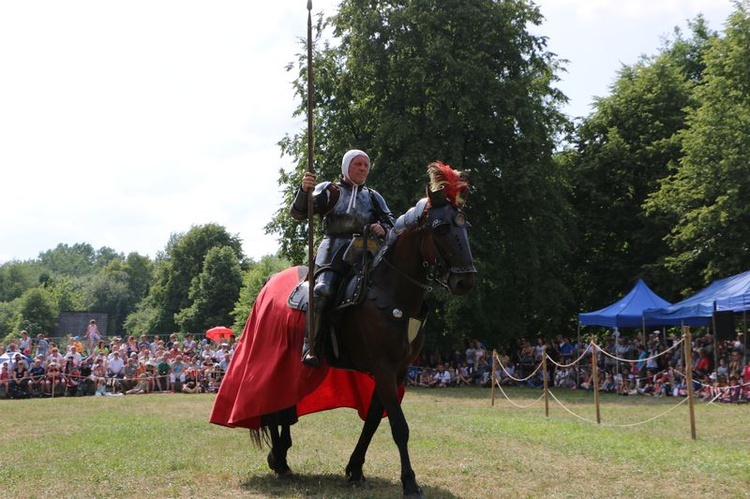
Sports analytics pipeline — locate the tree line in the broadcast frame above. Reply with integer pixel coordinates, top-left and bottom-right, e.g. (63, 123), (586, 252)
(3, 1), (750, 351)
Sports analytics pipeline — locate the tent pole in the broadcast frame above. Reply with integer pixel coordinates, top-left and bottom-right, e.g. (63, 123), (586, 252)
(577, 322), (581, 388)
(712, 301), (719, 381)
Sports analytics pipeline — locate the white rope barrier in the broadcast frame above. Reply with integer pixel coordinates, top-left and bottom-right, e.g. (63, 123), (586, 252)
(494, 381), (545, 409)
(546, 388), (690, 427)
(593, 337), (684, 364)
(491, 336), (748, 432)
(545, 343), (594, 369)
(495, 356), (544, 383)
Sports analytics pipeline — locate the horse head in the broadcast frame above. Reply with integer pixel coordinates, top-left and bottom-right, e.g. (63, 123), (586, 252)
(423, 162), (476, 295)
(383, 162), (476, 296)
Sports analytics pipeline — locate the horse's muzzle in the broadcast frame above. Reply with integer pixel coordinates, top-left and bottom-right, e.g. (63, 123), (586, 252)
(448, 271), (475, 295)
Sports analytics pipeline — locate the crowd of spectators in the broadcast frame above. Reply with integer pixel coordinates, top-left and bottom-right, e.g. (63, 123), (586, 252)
(0, 328), (234, 399)
(406, 332), (750, 403)
(3, 327), (748, 403)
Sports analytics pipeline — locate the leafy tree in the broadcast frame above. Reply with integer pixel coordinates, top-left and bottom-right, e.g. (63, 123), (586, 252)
(123, 252), (154, 302)
(0, 260), (43, 302)
(82, 263), (132, 335)
(566, 18), (716, 309)
(175, 246), (243, 335)
(646, 3), (750, 288)
(46, 276), (85, 313)
(0, 299), (21, 340)
(139, 224), (244, 335)
(16, 287), (58, 335)
(268, 0), (571, 345)
(231, 255), (290, 332)
(37, 243), (97, 276)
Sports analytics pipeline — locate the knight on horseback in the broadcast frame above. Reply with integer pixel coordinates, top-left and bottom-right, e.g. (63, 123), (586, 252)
(290, 149), (395, 367)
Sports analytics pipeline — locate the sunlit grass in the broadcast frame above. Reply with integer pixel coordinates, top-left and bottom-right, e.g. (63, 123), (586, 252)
(1, 387), (747, 498)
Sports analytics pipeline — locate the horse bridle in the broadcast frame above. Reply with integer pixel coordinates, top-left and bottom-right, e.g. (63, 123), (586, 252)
(380, 202), (472, 293)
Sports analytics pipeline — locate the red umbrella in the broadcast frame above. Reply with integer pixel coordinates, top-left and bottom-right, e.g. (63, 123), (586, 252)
(205, 326), (234, 342)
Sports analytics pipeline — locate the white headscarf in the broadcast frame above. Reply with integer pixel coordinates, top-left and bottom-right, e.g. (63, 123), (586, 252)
(340, 149), (369, 212)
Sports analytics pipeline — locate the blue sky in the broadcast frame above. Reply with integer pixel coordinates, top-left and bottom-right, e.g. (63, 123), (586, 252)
(0, 0), (736, 263)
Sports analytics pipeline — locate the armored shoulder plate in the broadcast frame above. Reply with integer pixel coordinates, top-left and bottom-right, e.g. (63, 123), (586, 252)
(394, 197), (428, 233)
(313, 181), (332, 196)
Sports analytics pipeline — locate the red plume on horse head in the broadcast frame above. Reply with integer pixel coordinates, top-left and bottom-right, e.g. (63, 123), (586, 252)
(427, 161), (469, 208)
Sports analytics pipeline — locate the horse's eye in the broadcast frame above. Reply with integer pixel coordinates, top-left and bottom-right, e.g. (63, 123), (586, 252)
(431, 220), (450, 235)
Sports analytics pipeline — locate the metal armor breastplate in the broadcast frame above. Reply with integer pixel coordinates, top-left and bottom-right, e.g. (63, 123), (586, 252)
(323, 185), (374, 237)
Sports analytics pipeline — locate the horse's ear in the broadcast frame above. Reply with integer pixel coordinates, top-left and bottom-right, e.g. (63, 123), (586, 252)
(427, 186), (449, 207)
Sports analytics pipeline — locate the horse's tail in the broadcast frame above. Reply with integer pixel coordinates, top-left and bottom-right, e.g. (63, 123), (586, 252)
(248, 427), (271, 448)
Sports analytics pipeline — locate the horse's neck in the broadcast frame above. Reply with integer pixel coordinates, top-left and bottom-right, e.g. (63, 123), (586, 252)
(373, 230), (428, 310)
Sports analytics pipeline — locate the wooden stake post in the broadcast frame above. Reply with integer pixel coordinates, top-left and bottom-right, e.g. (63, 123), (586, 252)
(591, 342), (601, 424)
(684, 326), (697, 440)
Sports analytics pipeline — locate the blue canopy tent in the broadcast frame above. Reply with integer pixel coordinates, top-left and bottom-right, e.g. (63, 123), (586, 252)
(643, 270), (750, 326)
(579, 278), (672, 328)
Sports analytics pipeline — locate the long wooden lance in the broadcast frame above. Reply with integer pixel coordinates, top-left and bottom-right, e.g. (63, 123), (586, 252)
(306, 0), (315, 339)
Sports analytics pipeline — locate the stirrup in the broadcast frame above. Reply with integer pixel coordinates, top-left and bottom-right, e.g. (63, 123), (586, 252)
(301, 337), (321, 368)
(302, 351), (320, 368)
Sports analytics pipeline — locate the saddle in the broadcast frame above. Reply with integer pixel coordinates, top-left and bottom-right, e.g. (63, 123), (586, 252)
(287, 234), (382, 368)
(287, 233), (381, 313)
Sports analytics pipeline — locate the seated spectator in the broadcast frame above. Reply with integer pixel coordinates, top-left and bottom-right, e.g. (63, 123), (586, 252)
(47, 347), (65, 366)
(417, 369), (434, 388)
(182, 334), (197, 357)
(122, 357), (139, 391)
(28, 358), (47, 396)
(45, 363), (65, 397)
(65, 363), (82, 396)
(454, 363), (473, 387)
(181, 368), (200, 393)
(106, 351), (125, 388)
(637, 370), (656, 396)
(90, 359), (107, 386)
(600, 372), (615, 393)
(78, 358), (95, 395)
(9, 356), (30, 398)
(126, 371), (151, 395)
(406, 366), (421, 387)
(156, 355), (172, 392)
(92, 340), (109, 358)
(143, 362), (158, 391)
(433, 364), (452, 387)
(0, 363), (10, 397)
(167, 343), (182, 361)
(171, 355), (187, 392)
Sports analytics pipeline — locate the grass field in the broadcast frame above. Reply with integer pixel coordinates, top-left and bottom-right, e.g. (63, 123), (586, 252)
(1, 387), (747, 498)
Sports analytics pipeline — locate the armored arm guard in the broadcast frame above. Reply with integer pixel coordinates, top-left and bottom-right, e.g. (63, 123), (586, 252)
(290, 188), (309, 221)
(290, 181), (338, 221)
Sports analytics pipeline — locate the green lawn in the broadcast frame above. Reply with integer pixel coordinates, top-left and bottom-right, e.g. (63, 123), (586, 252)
(1, 387), (747, 498)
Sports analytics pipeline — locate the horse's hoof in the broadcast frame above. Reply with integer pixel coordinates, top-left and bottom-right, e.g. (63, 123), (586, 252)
(267, 451), (293, 477)
(347, 476), (367, 488)
(403, 485), (424, 498)
(274, 468), (295, 479)
(345, 464), (366, 486)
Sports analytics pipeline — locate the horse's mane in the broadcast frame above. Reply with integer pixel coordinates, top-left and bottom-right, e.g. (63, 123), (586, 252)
(427, 161), (469, 208)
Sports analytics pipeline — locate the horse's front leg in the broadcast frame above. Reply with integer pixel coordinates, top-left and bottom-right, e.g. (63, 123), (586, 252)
(346, 388), (385, 485)
(266, 423), (293, 476)
(375, 378), (423, 498)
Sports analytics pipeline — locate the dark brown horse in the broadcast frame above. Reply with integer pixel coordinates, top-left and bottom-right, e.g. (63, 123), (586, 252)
(211, 162), (475, 498)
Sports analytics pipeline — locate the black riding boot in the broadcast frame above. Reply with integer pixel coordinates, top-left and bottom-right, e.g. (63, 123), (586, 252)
(302, 296), (328, 368)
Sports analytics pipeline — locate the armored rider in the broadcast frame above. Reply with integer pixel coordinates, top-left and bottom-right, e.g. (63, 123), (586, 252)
(290, 149), (395, 367)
